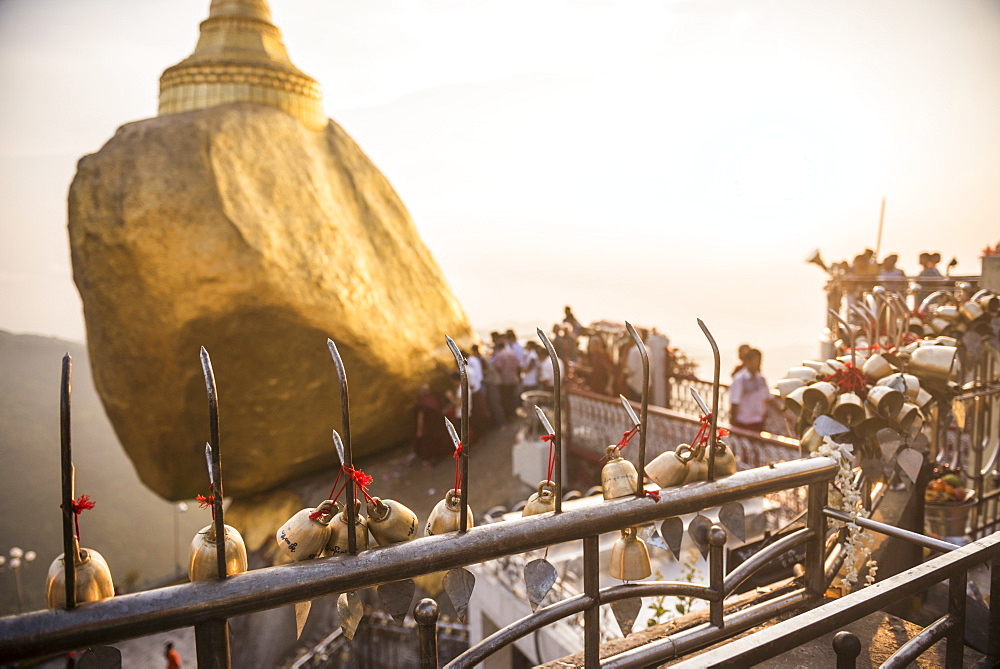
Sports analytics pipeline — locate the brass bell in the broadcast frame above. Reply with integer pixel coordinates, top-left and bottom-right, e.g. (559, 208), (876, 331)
(189, 523), (249, 582)
(45, 545), (114, 609)
(609, 528), (651, 581)
(326, 500), (370, 555)
(712, 439), (738, 477)
(798, 425), (824, 453)
(601, 446), (638, 499)
(424, 489), (474, 536)
(909, 345), (958, 384)
(522, 480), (556, 517)
(832, 392), (865, 427)
(802, 381), (837, 415)
(861, 353), (894, 381)
(367, 497), (419, 545)
(867, 385), (904, 420)
(774, 378), (806, 399)
(646, 444), (693, 488)
(683, 449), (709, 484)
(784, 385), (808, 415)
(275, 500), (334, 562)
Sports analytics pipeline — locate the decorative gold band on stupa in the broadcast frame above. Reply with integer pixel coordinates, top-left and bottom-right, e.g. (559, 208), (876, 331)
(158, 0), (325, 131)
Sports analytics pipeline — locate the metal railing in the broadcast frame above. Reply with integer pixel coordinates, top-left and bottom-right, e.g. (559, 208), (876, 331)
(0, 458), (837, 666)
(667, 529), (1000, 669)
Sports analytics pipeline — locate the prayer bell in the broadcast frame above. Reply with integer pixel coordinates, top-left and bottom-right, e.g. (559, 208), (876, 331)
(832, 392), (865, 427)
(608, 528), (651, 581)
(867, 385), (904, 420)
(45, 546), (114, 609)
(712, 439), (738, 477)
(861, 353), (894, 381)
(645, 444), (694, 488)
(424, 489), (474, 536)
(275, 500), (334, 562)
(683, 449), (709, 484)
(522, 480), (556, 517)
(367, 497), (419, 545)
(774, 378), (806, 399)
(909, 345), (958, 384)
(189, 523), (248, 582)
(326, 500), (370, 555)
(601, 446), (638, 499)
(802, 381), (837, 415)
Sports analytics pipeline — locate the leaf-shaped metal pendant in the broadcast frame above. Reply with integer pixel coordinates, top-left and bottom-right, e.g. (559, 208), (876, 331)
(610, 596), (642, 637)
(860, 457), (884, 482)
(814, 415), (849, 437)
(897, 448), (923, 485)
(378, 579), (416, 625)
(338, 590), (364, 641)
(688, 514), (712, 558)
(295, 600), (311, 639)
(524, 558), (558, 611)
(719, 502), (746, 542)
(77, 646), (122, 668)
(443, 567), (475, 623)
(877, 428), (902, 461)
(640, 522), (668, 552)
(660, 517), (684, 561)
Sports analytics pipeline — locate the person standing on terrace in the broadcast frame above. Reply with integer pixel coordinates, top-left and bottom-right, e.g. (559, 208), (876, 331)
(730, 348), (781, 432)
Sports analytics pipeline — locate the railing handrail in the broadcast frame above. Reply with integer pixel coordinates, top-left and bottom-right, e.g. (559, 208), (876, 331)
(0, 458), (836, 662)
(662, 531), (1000, 669)
(569, 387), (799, 450)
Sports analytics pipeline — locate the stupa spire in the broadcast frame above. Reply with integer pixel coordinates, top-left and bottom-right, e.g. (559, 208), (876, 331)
(158, 0), (325, 130)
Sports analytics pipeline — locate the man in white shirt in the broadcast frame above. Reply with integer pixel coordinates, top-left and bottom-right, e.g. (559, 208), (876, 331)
(729, 348), (780, 432)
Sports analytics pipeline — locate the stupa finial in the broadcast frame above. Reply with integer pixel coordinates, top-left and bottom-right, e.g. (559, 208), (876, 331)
(158, 0), (325, 130)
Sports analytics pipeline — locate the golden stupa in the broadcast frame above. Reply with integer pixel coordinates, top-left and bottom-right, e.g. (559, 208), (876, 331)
(158, 0), (325, 130)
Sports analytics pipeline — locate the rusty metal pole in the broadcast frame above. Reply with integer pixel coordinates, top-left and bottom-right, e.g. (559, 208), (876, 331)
(945, 568), (967, 668)
(697, 319), (720, 482)
(537, 329), (563, 512)
(60, 354), (77, 610)
(415, 598), (440, 669)
(806, 481), (829, 597)
(446, 337), (471, 533)
(708, 525), (726, 628)
(195, 619), (230, 669)
(198, 348), (232, 669)
(327, 339), (357, 554)
(583, 535), (600, 667)
(625, 322), (649, 493)
(988, 550), (1000, 664)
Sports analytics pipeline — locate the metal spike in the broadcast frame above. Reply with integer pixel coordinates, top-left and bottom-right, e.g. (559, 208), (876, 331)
(378, 579), (417, 625)
(696, 319), (721, 482)
(660, 517), (684, 560)
(690, 388), (710, 416)
(719, 502), (746, 542)
(619, 395), (640, 427)
(445, 417), (461, 450)
(537, 328), (563, 513)
(443, 567), (476, 624)
(338, 591), (364, 641)
(524, 558), (558, 612)
(534, 405), (555, 436)
(59, 353), (78, 608)
(624, 322), (649, 492)
(332, 430), (346, 467)
(610, 597), (642, 637)
(204, 443), (214, 486)
(445, 336), (470, 533)
(327, 338), (357, 554)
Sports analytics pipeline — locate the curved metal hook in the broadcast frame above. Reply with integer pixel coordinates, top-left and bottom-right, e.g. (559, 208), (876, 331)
(199, 347), (228, 577)
(59, 353), (78, 608)
(827, 309), (857, 368)
(445, 336), (470, 532)
(697, 319), (721, 481)
(918, 290), (959, 315)
(326, 338), (356, 553)
(537, 328), (563, 513)
(624, 322), (649, 493)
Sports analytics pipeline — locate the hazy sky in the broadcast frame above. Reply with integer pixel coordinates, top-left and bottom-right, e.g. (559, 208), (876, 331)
(1, 0), (998, 382)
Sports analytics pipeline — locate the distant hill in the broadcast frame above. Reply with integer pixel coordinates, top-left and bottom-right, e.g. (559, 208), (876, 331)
(0, 331), (206, 616)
